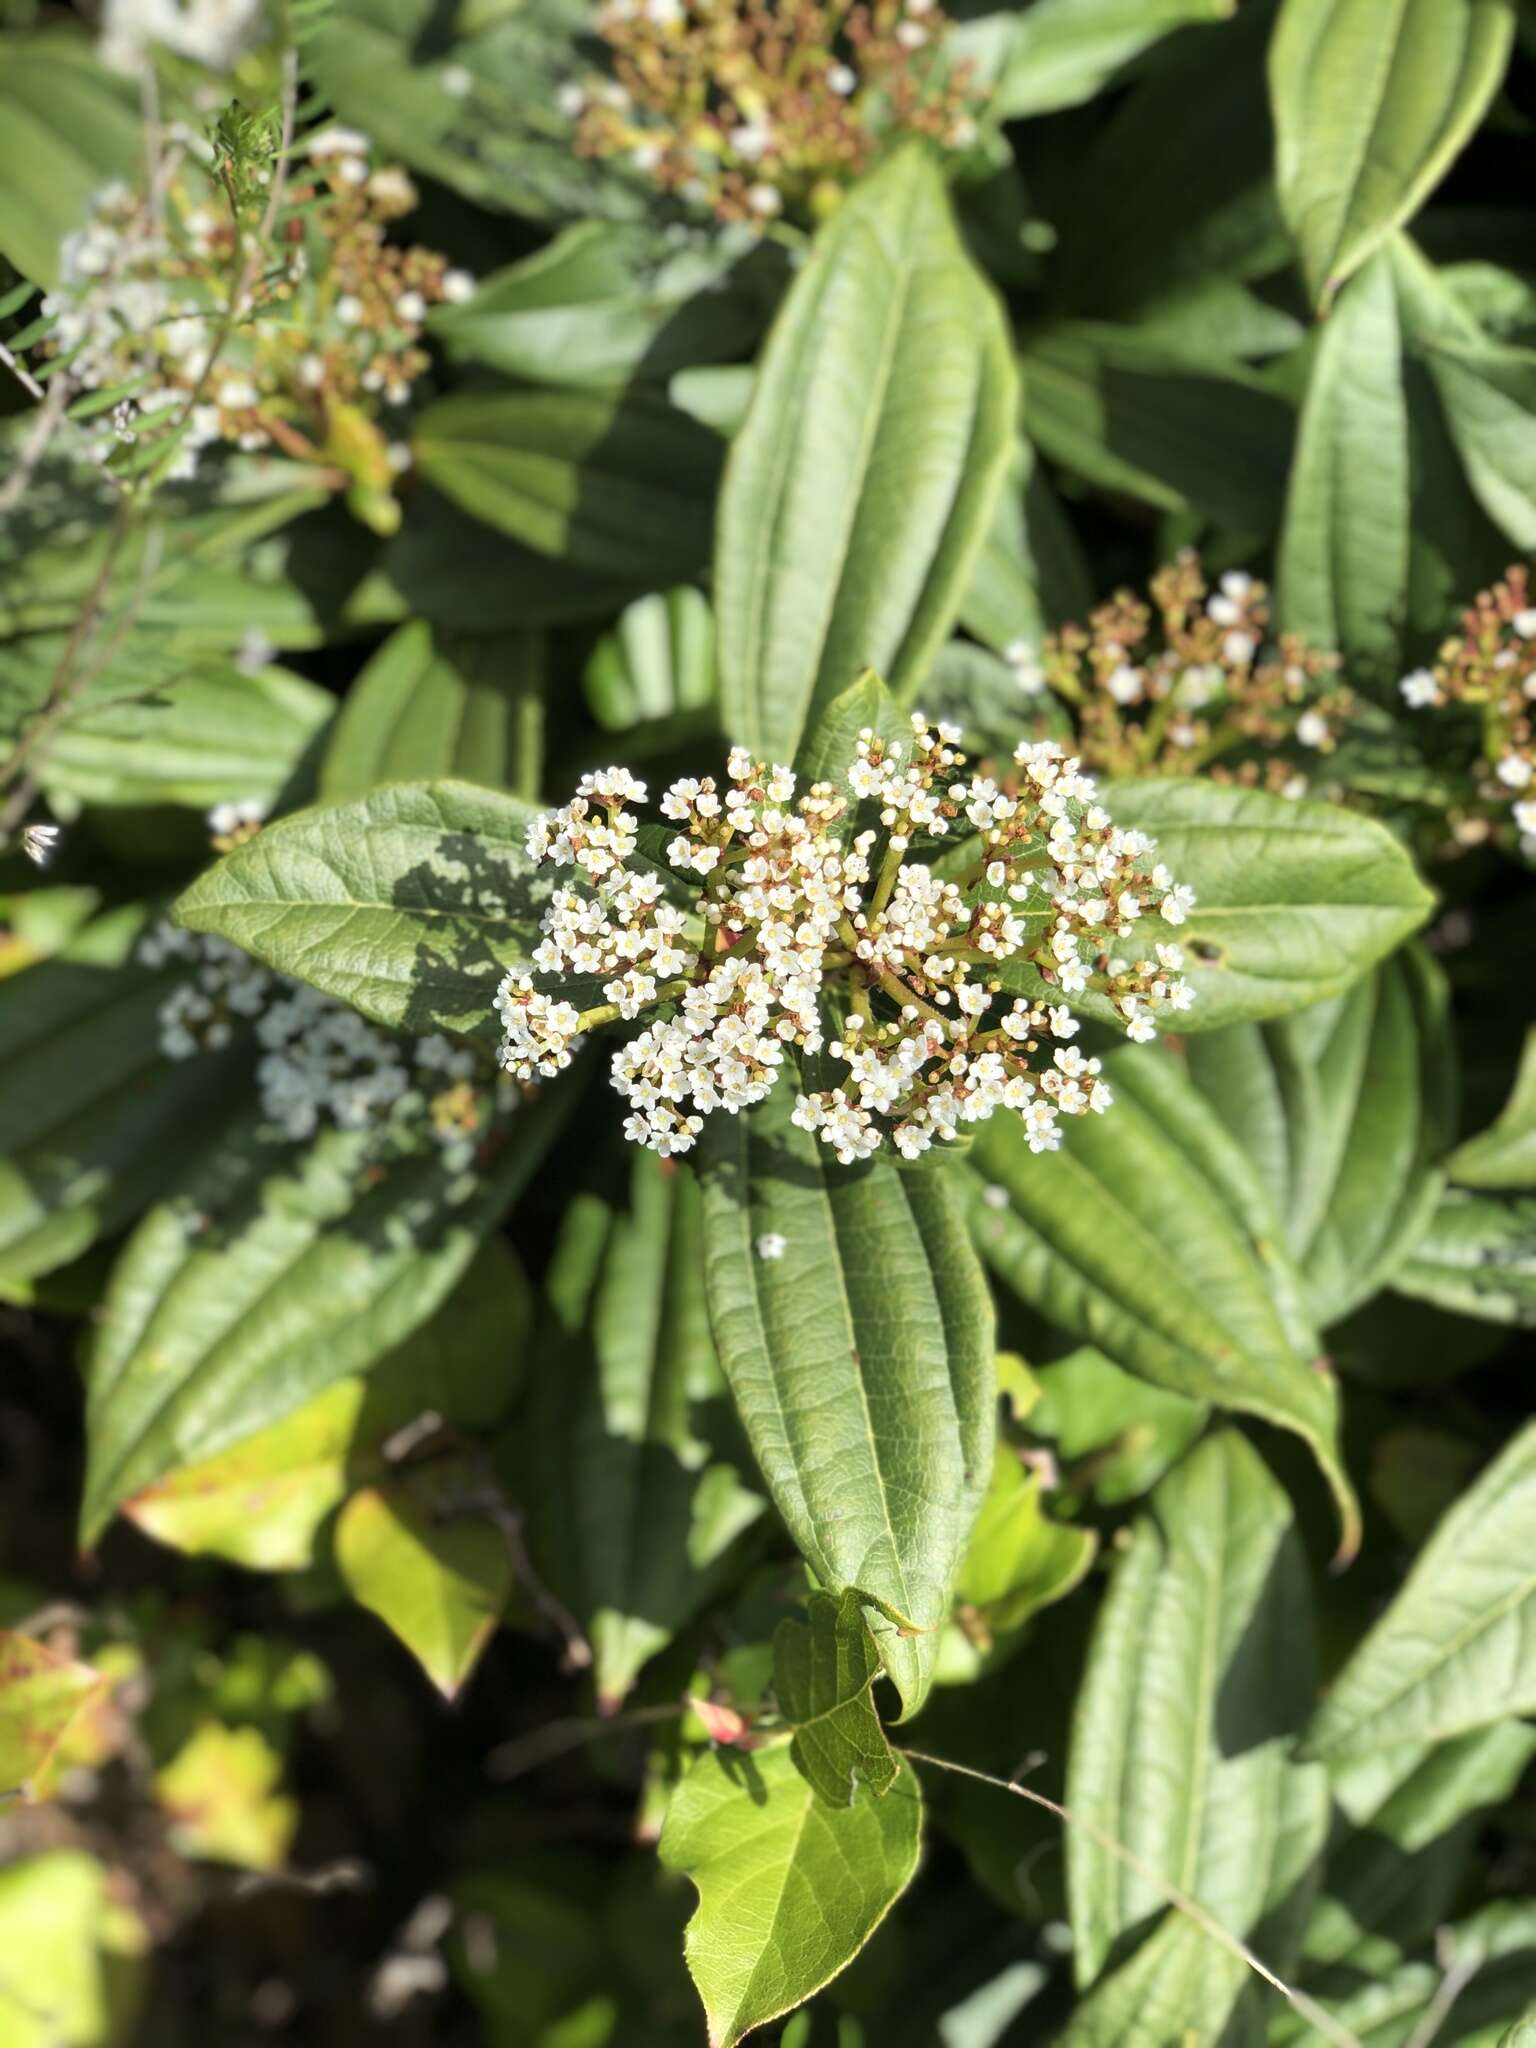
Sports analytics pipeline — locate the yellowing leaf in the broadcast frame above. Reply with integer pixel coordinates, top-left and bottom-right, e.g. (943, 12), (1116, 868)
(335, 1458), (513, 1697)
(0, 1630), (108, 1801)
(153, 1721), (297, 1871)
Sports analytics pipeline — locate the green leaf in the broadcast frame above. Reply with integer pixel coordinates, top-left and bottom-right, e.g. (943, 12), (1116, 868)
(412, 386), (721, 583)
(1304, 1419), (1536, 1759)
(1269, 0), (1515, 307)
(304, 0), (650, 223)
(528, 1155), (764, 1710)
(1277, 249), (1411, 682)
(78, 1087), (569, 1543)
(1394, 1188), (1536, 1325)
(792, 668), (908, 796)
(319, 621), (543, 803)
(583, 586), (717, 735)
(1275, 1900), (1536, 2047)
(154, 1721), (297, 1871)
(1053, 1915), (1252, 2048)
(0, 904), (249, 1286)
(659, 1742), (922, 2048)
(1096, 779), (1436, 1027)
(956, 436), (1092, 659)
(429, 221), (778, 390)
(967, 1042), (1359, 1556)
(716, 146), (1016, 766)
(0, 35), (139, 288)
(120, 1239), (528, 1571)
(698, 1079), (995, 1720)
(1426, 335), (1536, 549)
(0, 1632), (107, 1800)
(173, 780), (549, 1038)
(335, 1457), (514, 1697)
(1067, 1431), (1327, 1996)
(1019, 324), (1294, 531)
(40, 656), (335, 812)
(1297, 1721), (1536, 1981)
(960, 0), (1237, 123)
(937, 1444), (1096, 1683)
(1031, 1346), (1208, 1509)
(1181, 946), (1457, 1324)
(774, 1589), (900, 1806)
(1449, 1028), (1536, 1189)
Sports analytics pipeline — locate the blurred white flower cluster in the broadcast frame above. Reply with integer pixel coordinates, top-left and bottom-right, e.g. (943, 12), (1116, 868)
(139, 921), (496, 1163)
(497, 718), (1195, 1163)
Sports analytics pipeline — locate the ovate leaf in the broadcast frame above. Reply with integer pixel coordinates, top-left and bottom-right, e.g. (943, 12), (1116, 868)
(529, 1154), (765, 1710)
(963, 0), (1237, 122)
(659, 1743), (922, 2048)
(967, 1042), (1358, 1554)
(0, 1851), (148, 2048)
(1067, 1432), (1327, 1997)
(1269, 0), (1515, 306)
(79, 1087), (568, 1541)
(1181, 946), (1457, 1324)
(1427, 336), (1536, 549)
(154, 1722), (297, 1871)
(412, 387), (721, 583)
(173, 780), (548, 1037)
(717, 145), (1016, 766)
(1449, 1028), (1536, 1189)
(1098, 779), (1435, 1026)
(773, 1590), (900, 1806)
(1277, 248), (1411, 683)
(335, 1458), (514, 1697)
(320, 622), (544, 802)
(1304, 1420), (1536, 1758)
(0, 1632), (108, 1800)
(1393, 1189), (1536, 1325)
(698, 1080), (995, 1719)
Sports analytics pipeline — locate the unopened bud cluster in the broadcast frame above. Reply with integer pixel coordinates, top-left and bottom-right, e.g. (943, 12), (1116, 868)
(1006, 553), (1349, 795)
(37, 124), (471, 503)
(1398, 566), (1536, 860)
(139, 921), (503, 1163)
(496, 720), (1195, 1164)
(566, 0), (981, 224)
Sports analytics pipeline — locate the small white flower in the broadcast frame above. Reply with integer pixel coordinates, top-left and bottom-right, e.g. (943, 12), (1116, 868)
(1496, 751), (1533, 790)
(1295, 709), (1329, 748)
(1513, 609), (1536, 639)
(754, 1232), (788, 1261)
(441, 62), (473, 96)
(730, 122), (773, 162)
(745, 183), (783, 219)
(827, 62), (857, 94)
(22, 823), (61, 867)
(1399, 668), (1440, 709)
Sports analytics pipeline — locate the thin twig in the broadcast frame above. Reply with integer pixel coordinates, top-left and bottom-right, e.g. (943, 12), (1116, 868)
(0, 373), (69, 518)
(0, 336), (46, 404)
(485, 1704), (685, 1782)
(1401, 1934), (1481, 2048)
(901, 1749), (1362, 2048)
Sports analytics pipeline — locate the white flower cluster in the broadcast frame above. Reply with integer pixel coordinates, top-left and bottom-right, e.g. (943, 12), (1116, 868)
(139, 922), (487, 1155)
(497, 721), (1196, 1164)
(100, 0), (266, 75)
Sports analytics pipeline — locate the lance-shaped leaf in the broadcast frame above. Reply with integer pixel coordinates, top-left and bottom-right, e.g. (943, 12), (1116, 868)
(1097, 780), (1435, 1026)
(774, 1590), (900, 1806)
(1449, 1027), (1536, 1190)
(412, 386), (721, 583)
(659, 1742), (922, 2048)
(42, 656), (335, 812)
(174, 780), (550, 1038)
(1298, 1721), (1536, 1982)
(717, 145), (1016, 766)
(1067, 1431), (1328, 1996)
(529, 1154), (765, 1710)
(121, 1240), (528, 1571)
(698, 1081), (994, 1720)
(0, 903), (250, 1286)
(79, 1085), (568, 1543)
(1427, 336), (1536, 550)
(335, 1457), (514, 1697)
(1304, 1419), (1536, 1760)
(968, 1043), (1358, 1554)
(1181, 946), (1456, 1325)
(0, 1632), (108, 1800)
(1277, 248), (1411, 682)
(320, 621), (544, 802)
(1269, 0), (1515, 307)
(584, 586), (717, 734)
(1393, 1188), (1536, 1325)
(0, 34), (139, 287)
